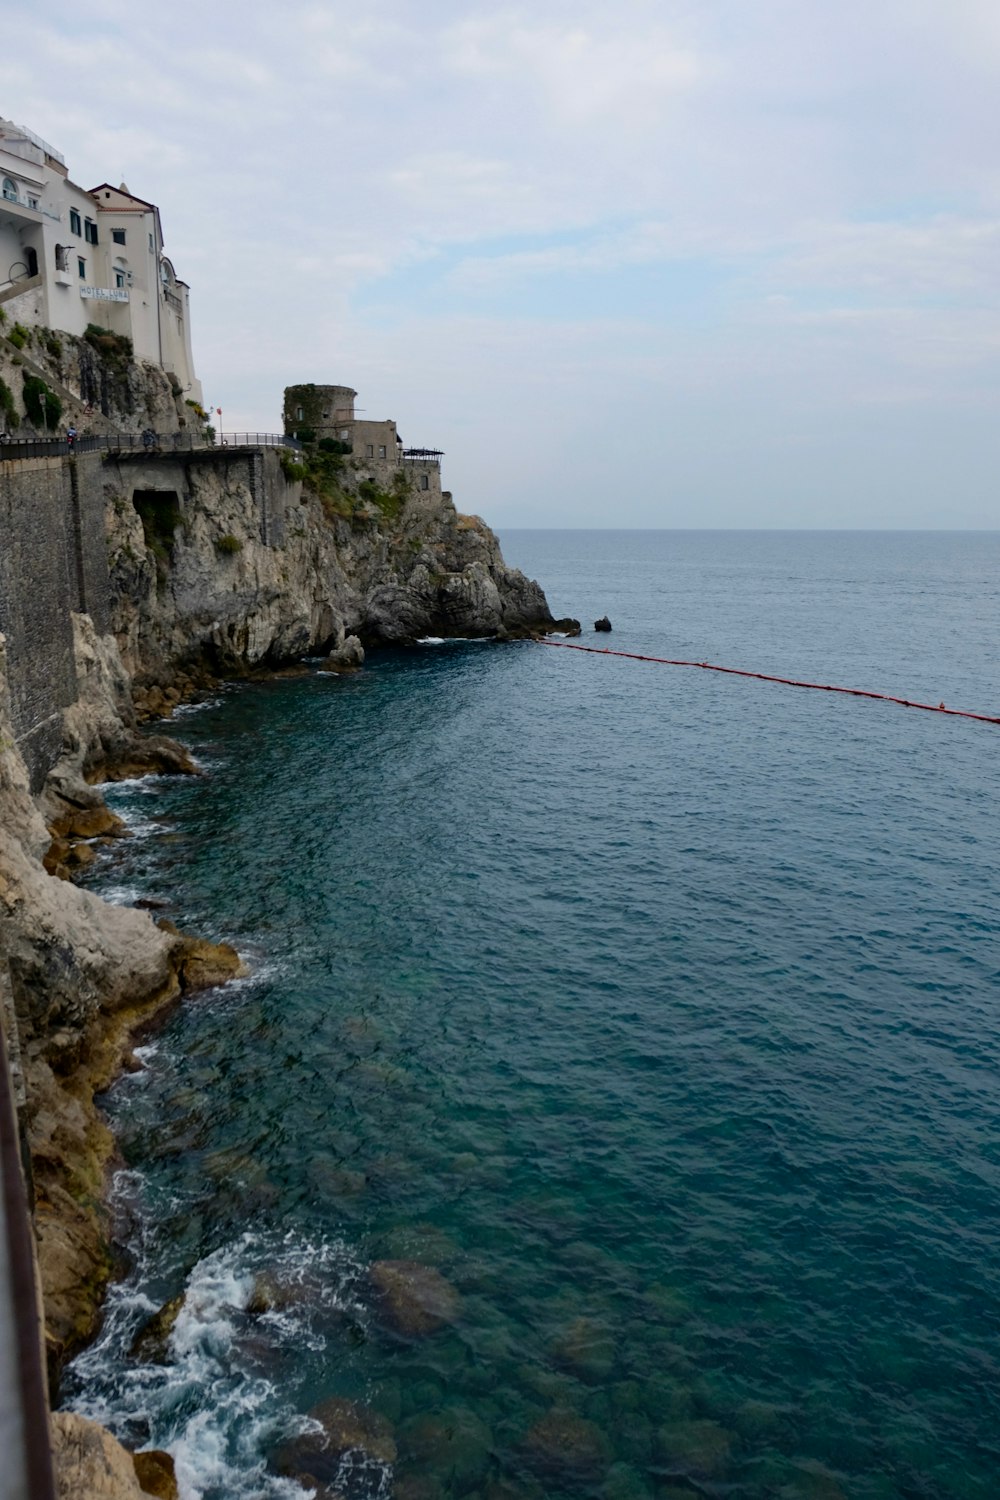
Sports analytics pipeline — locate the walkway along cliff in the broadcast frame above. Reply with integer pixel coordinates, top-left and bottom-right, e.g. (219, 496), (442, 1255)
(0, 346), (576, 1495)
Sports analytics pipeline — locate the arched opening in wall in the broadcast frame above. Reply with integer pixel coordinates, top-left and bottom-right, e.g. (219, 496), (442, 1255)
(25, 246), (38, 277)
(132, 489), (182, 577)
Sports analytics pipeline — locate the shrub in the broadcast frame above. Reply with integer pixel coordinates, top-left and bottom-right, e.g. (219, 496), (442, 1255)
(317, 437), (351, 456)
(279, 451), (308, 483)
(8, 323), (29, 350)
(84, 323), (133, 361)
(22, 374), (62, 429)
(45, 334), (63, 362)
(214, 533), (243, 555)
(358, 477), (404, 521)
(185, 398), (207, 421)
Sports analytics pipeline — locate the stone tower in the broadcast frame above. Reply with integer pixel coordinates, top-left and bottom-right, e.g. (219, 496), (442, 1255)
(282, 384), (357, 440)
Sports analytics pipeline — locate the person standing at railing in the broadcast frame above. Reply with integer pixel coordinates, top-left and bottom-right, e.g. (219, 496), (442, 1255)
(142, 428), (156, 451)
(66, 424), (77, 450)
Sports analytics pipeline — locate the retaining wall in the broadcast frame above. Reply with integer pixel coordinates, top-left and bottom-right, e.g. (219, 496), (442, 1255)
(0, 453), (108, 790)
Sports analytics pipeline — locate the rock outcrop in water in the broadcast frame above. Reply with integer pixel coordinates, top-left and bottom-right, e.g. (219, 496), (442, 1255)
(103, 442), (577, 703)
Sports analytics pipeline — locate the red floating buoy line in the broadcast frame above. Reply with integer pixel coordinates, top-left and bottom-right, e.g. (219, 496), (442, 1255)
(536, 638), (1000, 727)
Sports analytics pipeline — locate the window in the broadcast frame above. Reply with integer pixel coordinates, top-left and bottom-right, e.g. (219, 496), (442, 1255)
(112, 228), (126, 245)
(85, 219), (98, 244)
(365, 444), (374, 457)
(70, 208), (82, 235)
(296, 406), (304, 421)
(55, 245), (69, 272)
(28, 196), (38, 210)
(419, 473), (429, 490)
(378, 445), (386, 458)
(149, 232), (154, 252)
(115, 269), (126, 288)
(2, 178), (17, 202)
(78, 257), (86, 278)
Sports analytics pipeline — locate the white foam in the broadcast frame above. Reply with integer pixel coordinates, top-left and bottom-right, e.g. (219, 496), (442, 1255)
(415, 635), (489, 645)
(102, 775), (166, 792)
(66, 1228), (374, 1500)
(98, 884), (146, 907)
(170, 697), (223, 718)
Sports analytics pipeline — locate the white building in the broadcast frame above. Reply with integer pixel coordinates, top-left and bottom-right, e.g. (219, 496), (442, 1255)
(0, 116), (201, 400)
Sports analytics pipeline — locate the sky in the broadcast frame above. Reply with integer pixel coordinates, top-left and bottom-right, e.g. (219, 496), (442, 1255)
(5, 0), (1000, 526)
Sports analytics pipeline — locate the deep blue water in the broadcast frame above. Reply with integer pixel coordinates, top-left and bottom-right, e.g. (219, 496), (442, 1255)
(67, 532), (1000, 1500)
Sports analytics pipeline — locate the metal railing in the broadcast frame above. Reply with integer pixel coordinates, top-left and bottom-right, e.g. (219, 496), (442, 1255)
(0, 431), (301, 460)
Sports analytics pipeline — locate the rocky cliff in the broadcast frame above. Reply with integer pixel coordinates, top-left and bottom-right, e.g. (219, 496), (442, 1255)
(1, 318), (193, 441)
(103, 443), (571, 706)
(0, 620), (244, 1379)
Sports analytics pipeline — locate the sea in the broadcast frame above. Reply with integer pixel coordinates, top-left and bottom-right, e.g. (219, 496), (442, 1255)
(64, 530), (1000, 1500)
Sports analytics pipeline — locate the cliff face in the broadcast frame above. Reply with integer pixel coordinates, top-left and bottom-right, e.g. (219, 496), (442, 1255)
(1, 321), (190, 440)
(0, 627), (181, 1372)
(103, 446), (564, 693)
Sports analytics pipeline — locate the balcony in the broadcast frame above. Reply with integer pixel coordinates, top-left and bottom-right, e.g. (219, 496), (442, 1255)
(402, 447), (444, 464)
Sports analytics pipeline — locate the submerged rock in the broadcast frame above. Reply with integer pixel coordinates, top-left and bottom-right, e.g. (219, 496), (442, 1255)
(656, 1418), (732, 1478)
(522, 1406), (610, 1483)
(128, 1292), (185, 1363)
(398, 1407), (493, 1490)
(274, 1396), (396, 1483)
(244, 1269), (318, 1316)
(594, 616), (612, 632)
(550, 1315), (617, 1384)
(369, 1259), (461, 1337)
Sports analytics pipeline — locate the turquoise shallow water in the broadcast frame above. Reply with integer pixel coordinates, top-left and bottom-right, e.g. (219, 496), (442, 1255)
(67, 532), (1000, 1500)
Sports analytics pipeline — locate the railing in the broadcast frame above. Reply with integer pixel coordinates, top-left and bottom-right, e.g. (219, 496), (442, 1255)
(0, 432), (301, 460)
(211, 432), (302, 451)
(402, 447), (444, 463)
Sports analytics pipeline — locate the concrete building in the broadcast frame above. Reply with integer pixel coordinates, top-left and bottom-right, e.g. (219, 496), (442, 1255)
(283, 381), (444, 497)
(0, 117), (201, 400)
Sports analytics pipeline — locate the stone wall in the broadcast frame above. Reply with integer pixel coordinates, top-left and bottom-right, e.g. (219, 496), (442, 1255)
(0, 453), (109, 789)
(0, 457), (79, 790)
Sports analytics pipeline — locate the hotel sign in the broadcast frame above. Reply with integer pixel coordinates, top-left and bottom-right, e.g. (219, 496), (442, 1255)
(79, 286), (129, 302)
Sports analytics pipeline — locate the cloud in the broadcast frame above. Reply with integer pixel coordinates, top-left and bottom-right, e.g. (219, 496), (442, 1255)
(442, 11), (704, 128)
(1, 0), (998, 524)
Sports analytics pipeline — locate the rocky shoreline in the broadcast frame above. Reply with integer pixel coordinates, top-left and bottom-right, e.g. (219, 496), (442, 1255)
(0, 373), (577, 1494)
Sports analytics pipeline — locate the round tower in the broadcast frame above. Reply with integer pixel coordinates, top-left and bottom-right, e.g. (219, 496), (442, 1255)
(283, 384), (357, 439)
